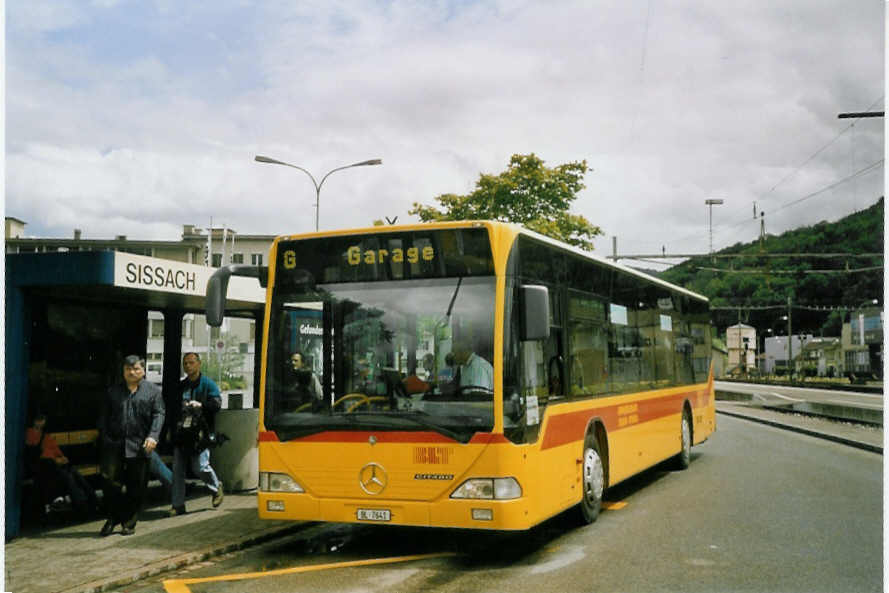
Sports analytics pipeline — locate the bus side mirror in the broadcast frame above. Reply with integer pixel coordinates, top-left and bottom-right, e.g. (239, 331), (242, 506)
(206, 265), (267, 327)
(521, 285), (550, 341)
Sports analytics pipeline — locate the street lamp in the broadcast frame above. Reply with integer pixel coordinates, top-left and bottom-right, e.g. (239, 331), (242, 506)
(855, 298), (879, 347)
(255, 155), (383, 231)
(704, 199), (724, 257)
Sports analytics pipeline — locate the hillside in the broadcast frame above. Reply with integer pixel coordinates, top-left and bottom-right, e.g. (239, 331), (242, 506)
(660, 197), (884, 333)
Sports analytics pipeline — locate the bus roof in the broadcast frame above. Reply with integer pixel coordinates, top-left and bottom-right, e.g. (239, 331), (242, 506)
(274, 220), (708, 303)
(513, 225), (709, 303)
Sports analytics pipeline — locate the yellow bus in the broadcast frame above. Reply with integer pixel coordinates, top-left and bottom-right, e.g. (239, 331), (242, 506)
(207, 221), (715, 530)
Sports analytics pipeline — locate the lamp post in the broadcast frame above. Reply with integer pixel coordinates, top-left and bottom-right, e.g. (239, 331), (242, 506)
(855, 299), (879, 373)
(255, 155), (382, 231)
(769, 315), (790, 379)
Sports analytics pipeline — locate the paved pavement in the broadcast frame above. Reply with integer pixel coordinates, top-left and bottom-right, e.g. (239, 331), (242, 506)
(716, 400), (883, 453)
(4, 397), (883, 593)
(4, 488), (302, 593)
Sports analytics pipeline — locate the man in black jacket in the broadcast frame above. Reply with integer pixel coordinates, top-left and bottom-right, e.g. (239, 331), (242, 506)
(97, 354), (164, 536)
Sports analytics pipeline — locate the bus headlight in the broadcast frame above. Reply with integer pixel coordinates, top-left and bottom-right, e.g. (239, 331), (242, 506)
(450, 477), (522, 500)
(259, 471), (304, 493)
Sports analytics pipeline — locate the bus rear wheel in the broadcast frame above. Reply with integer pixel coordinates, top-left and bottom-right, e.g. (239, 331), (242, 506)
(576, 433), (604, 525)
(672, 410), (692, 470)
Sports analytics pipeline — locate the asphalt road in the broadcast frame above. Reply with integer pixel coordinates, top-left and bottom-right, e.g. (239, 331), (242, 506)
(127, 414), (883, 593)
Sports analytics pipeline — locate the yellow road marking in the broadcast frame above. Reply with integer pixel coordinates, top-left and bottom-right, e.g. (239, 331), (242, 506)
(163, 552), (456, 593)
(164, 503), (628, 591)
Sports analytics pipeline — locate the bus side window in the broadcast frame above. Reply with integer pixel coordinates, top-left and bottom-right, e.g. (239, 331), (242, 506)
(545, 288), (565, 398)
(521, 341), (546, 399)
(548, 355), (564, 396)
(535, 332), (563, 400)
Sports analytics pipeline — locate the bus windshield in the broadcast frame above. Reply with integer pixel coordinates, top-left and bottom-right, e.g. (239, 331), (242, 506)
(265, 277), (496, 443)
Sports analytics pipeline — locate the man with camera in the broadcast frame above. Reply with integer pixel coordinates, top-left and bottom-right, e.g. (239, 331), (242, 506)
(169, 352), (224, 516)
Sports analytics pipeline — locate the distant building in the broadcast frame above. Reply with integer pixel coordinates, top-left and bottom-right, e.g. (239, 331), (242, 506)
(850, 306), (884, 346)
(842, 308), (883, 378)
(763, 334), (814, 375)
(5, 216), (26, 239)
(796, 337), (842, 378)
(5, 219), (274, 267)
(848, 306), (883, 378)
(726, 323), (756, 375)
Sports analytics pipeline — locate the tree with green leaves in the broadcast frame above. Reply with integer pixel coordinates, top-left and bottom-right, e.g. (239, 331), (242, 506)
(409, 153), (602, 250)
(203, 331), (246, 390)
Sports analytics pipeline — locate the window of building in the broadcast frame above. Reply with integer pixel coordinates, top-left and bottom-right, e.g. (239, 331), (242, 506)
(232, 253), (244, 264)
(182, 315), (194, 340)
(152, 320), (164, 338)
(251, 253), (263, 266)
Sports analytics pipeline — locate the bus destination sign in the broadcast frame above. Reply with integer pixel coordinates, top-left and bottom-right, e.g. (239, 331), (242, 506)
(276, 228), (495, 285)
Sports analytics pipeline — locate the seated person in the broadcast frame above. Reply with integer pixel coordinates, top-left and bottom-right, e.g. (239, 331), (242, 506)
(290, 352), (322, 399)
(25, 414), (98, 518)
(449, 336), (494, 392)
(403, 354), (435, 395)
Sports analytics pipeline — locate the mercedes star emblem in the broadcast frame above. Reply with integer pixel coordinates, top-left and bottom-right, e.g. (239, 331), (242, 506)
(358, 462), (388, 495)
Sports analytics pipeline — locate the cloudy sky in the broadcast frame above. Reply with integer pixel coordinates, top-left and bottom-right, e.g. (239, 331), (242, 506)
(5, 1), (884, 265)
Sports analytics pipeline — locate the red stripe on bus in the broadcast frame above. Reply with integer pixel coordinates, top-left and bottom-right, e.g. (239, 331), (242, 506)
(469, 433), (511, 444)
(258, 431), (280, 442)
(540, 389), (705, 451)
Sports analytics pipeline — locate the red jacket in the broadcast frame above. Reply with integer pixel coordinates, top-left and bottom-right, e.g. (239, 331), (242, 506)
(25, 428), (64, 460)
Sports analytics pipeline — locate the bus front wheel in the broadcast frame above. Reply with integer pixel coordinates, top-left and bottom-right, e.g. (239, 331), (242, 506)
(576, 433), (604, 525)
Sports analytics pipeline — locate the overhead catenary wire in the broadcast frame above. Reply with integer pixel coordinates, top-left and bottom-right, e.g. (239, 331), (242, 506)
(660, 94), (885, 253)
(664, 158), (884, 252)
(697, 265), (882, 275)
(764, 94), (884, 195)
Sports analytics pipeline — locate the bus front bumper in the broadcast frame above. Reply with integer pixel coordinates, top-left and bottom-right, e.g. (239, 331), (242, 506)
(257, 491), (534, 531)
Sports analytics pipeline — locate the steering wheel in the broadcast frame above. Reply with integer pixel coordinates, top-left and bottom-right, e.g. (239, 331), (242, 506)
(333, 393), (369, 413)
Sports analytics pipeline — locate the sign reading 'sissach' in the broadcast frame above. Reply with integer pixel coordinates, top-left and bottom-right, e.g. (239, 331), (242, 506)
(115, 253), (202, 294)
(125, 260), (197, 290)
(113, 253), (265, 302)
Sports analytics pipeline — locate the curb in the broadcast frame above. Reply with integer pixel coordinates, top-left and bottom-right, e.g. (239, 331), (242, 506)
(716, 409), (883, 455)
(56, 523), (309, 593)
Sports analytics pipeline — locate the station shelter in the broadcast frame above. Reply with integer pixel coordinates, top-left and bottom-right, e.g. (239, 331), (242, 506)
(5, 251), (266, 539)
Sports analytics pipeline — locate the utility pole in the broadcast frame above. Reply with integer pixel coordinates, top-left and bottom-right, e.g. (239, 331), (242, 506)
(705, 199), (724, 260)
(786, 295), (793, 382)
(758, 211), (766, 251)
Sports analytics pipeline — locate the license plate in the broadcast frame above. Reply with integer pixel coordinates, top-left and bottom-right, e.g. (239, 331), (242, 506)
(357, 508), (391, 522)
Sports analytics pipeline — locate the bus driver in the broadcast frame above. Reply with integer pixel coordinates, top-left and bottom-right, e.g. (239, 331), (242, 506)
(450, 335), (493, 392)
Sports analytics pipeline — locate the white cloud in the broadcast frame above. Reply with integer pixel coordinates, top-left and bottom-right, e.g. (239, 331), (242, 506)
(5, 0), (884, 261)
(8, 1), (88, 34)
